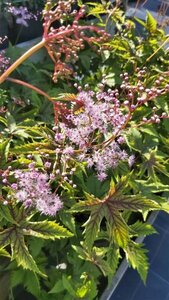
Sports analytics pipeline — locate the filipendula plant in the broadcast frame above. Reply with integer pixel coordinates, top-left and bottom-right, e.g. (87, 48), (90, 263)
(0, 1), (169, 299)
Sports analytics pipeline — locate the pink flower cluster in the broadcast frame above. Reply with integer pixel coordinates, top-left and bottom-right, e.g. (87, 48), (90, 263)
(13, 165), (63, 216)
(0, 51), (10, 74)
(54, 90), (132, 180)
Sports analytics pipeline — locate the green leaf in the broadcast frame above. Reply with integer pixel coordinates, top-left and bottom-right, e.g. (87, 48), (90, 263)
(146, 12), (157, 33)
(83, 205), (105, 249)
(91, 248), (113, 276)
(125, 241), (149, 283)
(76, 281), (92, 298)
(29, 238), (44, 258)
(0, 248), (10, 257)
(77, 0), (83, 6)
(11, 141), (54, 154)
(52, 93), (77, 102)
(0, 139), (11, 164)
(106, 210), (129, 248)
(24, 221), (73, 240)
(108, 194), (160, 211)
(62, 275), (76, 297)
(125, 128), (143, 152)
(107, 246), (120, 275)
(49, 280), (64, 294)
(84, 174), (110, 197)
(24, 271), (41, 298)
(87, 3), (106, 16)
(130, 221), (157, 237)
(0, 203), (19, 225)
(59, 212), (76, 235)
(10, 228), (45, 277)
(70, 194), (100, 212)
(49, 279), (65, 294)
(10, 269), (25, 288)
(0, 227), (13, 248)
(6, 112), (16, 133)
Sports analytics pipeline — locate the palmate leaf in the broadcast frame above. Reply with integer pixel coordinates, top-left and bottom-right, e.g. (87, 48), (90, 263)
(10, 228), (45, 277)
(139, 148), (169, 183)
(71, 176), (160, 250)
(23, 221), (73, 240)
(125, 241), (149, 284)
(73, 245), (113, 276)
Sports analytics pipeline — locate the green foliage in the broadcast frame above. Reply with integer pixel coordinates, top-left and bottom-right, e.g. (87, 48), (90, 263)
(0, 204), (73, 277)
(0, 1), (169, 300)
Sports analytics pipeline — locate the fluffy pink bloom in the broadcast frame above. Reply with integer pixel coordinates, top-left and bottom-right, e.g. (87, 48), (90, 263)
(55, 90), (129, 180)
(14, 169), (63, 216)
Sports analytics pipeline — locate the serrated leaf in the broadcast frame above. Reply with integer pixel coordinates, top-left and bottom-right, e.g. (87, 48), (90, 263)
(107, 246), (120, 275)
(0, 248), (10, 257)
(62, 275), (76, 297)
(0, 227), (13, 248)
(10, 228), (46, 277)
(70, 194), (100, 212)
(146, 12), (157, 33)
(59, 212), (76, 235)
(6, 112), (16, 133)
(130, 221), (157, 237)
(72, 245), (87, 260)
(10, 269), (25, 288)
(24, 271), (41, 298)
(49, 279), (64, 294)
(10, 141), (54, 154)
(87, 3), (106, 16)
(125, 241), (149, 283)
(91, 249), (113, 276)
(83, 205), (104, 249)
(24, 221), (73, 239)
(106, 210), (129, 248)
(0, 139), (11, 163)
(52, 93), (77, 102)
(0, 203), (18, 225)
(76, 281), (92, 298)
(109, 194), (160, 211)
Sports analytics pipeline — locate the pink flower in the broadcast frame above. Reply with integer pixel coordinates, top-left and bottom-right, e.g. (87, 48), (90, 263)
(14, 169), (63, 216)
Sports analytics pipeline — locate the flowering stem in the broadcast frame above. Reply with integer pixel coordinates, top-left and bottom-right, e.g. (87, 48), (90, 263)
(0, 24), (104, 85)
(0, 40), (46, 84)
(6, 77), (54, 102)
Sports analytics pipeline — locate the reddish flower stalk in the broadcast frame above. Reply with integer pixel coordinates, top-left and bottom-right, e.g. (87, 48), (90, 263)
(0, 1), (109, 84)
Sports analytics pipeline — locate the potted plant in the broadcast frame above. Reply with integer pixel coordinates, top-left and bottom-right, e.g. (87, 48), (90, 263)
(0, 1), (169, 299)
